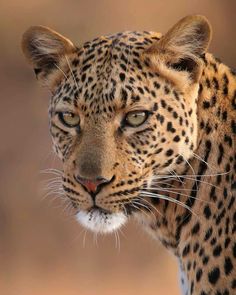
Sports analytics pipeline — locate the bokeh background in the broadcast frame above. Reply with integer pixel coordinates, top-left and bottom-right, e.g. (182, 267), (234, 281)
(1, 1), (236, 294)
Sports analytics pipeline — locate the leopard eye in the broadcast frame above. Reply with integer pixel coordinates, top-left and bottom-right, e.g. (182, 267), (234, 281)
(58, 112), (80, 127)
(125, 111), (149, 127)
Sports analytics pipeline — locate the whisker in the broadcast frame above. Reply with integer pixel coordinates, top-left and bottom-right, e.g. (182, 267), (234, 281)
(131, 203), (151, 219)
(114, 230), (121, 252)
(167, 168), (184, 184)
(135, 197), (163, 218)
(152, 171), (229, 179)
(54, 63), (69, 80)
(144, 186), (197, 193)
(132, 200), (157, 220)
(192, 152), (213, 171)
(40, 168), (63, 176)
(140, 191), (198, 217)
(151, 175), (223, 190)
(142, 187), (217, 207)
(179, 154), (199, 190)
(83, 228), (88, 248)
(65, 55), (79, 91)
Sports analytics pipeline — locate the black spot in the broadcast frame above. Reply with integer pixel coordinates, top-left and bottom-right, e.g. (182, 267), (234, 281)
(173, 135), (180, 142)
(203, 205), (212, 219)
(193, 242), (200, 253)
(222, 111), (227, 121)
(232, 91), (236, 109)
(210, 237), (217, 246)
(182, 244), (190, 257)
(231, 120), (236, 134)
(72, 59), (79, 67)
(164, 86), (170, 94)
(153, 103), (158, 111)
(204, 227), (213, 241)
(217, 144), (224, 165)
(206, 78), (210, 88)
(202, 256), (209, 265)
(154, 81), (160, 89)
(199, 247), (204, 257)
(213, 245), (222, 257)
(173, 111), (178, 119)
(196, 268), (203, 282)
(166, 149), (174, 157)
(119, 73), (126, 81)
(167, 121), (176, 133)
(224, 257), (233, 275)
(121, 88), (128, 104)
(212, 78), (219, 90)
(232, 279), (236, 288)
(203, 101), (210, 109)
(156, 114), (164, 124)
(224, 237), (230, 249)
(233, 243), (236, 258)
(137, 87), (144, 94)
(81, 73), (86, 82)
(190, 281), (194, 294)
(223, 73), (229, 95)
(208, 267), (220, 285)
(191, 222), (200, 235)
(186, 262), (191, 272)
(151, 90), (156, 98)
(224, 134), (232, 147)
(198, 83), (203, 94)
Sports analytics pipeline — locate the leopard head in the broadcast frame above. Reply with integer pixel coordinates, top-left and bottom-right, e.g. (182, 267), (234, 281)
(22, 15), (211, 233)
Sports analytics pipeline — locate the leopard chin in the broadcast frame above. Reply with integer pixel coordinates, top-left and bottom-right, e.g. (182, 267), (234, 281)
(76, 209), (127, 234)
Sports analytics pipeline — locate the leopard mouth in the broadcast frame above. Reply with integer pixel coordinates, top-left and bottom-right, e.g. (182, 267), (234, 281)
(76, 206), (127, 234)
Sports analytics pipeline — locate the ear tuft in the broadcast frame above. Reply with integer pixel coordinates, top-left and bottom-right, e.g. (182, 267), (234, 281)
(22, 26), (76, 85)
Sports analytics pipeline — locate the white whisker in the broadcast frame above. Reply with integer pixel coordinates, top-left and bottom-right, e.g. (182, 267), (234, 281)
(65, 55), (79, 91)
(140, 191), (197, 217)
(54, 63), (69, 80)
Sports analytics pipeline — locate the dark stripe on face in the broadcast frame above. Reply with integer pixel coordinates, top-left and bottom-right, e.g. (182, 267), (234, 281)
(51, 122), (70, 135)
(63, 184), (81, 196)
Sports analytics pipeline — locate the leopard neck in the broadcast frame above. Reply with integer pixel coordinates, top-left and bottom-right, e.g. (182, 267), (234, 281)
(140, 53), (236, 253)
(137, 53), (236, 293)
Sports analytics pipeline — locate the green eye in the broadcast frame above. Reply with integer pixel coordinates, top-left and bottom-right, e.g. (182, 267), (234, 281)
(125, 111), (149, 127)
(58, 112), (80, 127)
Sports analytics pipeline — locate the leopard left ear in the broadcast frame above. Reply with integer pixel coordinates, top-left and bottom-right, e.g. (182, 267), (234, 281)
(22, 26), (76, 89)
(146, 15), (212, 82)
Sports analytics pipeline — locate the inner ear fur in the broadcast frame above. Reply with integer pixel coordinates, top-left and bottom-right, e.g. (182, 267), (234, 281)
(146, 15), (212, 81)
(21, 26), (76, 87)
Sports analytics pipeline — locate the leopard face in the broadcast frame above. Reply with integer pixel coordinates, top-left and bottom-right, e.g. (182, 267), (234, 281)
(22, 16), (211, 233)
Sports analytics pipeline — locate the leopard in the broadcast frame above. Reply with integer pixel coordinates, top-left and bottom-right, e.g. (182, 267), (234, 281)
(21, 15), (236, 295)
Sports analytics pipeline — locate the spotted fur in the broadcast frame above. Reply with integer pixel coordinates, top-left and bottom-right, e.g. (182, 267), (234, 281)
(22, 15), (236, 295)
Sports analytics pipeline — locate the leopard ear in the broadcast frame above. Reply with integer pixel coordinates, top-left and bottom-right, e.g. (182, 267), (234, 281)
(146, 15), (212, 81)
(21, 26), (76, 89)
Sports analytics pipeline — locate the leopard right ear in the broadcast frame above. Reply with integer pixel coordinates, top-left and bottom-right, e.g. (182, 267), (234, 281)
(145, 15), (212, 82)
(21, 26), (76, 89)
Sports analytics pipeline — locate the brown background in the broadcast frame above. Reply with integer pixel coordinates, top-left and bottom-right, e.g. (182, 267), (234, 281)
(0, 1), (236, 294)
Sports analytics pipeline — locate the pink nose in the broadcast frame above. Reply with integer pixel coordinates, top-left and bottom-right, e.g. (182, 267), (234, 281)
(75, 176), (112, 193)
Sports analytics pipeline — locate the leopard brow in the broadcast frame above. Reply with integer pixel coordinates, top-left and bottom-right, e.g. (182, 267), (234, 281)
(53, 101), (78, 113)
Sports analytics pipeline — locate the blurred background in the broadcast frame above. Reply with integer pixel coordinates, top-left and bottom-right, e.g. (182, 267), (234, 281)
(0, 1), (236, 294)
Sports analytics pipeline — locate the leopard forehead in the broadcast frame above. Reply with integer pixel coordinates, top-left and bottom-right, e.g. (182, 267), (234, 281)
(50, 31), (164, 112)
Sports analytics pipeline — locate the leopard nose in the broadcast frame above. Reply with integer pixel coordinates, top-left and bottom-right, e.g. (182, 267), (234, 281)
(75, 175), (113, 193)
